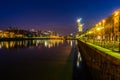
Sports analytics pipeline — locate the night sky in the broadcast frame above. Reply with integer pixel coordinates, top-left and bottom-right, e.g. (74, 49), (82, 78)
(0, 0), (120, 35)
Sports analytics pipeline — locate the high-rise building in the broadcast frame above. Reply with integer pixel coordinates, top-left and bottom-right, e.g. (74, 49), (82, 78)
(77, 18), (83, 32)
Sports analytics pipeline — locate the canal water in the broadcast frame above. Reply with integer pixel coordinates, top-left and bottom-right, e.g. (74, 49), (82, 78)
(0, 40), (92, 80)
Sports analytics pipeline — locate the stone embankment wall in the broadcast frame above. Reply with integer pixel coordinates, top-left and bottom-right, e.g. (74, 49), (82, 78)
(77, 40), (120, 80)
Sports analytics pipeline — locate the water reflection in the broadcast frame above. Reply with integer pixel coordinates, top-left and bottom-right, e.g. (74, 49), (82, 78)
(77, 51), (82, 68)
(0, 40), (94, 80)
(0, 39), (77, 80)
(0, 40), (78, 49)
(73, 45), (92, 80)
(0, 40), (64, 49)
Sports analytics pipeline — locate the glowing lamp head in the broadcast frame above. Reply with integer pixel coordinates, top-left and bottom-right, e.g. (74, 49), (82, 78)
(102, 19), (105, 23)
(115, 11), (119, 16)
(77, 19), (80, 23)
(99, 22), (101, 25)
(97, 28), (101, 31)
(96, 24), (98, 27)
(77, 18), (82, 23)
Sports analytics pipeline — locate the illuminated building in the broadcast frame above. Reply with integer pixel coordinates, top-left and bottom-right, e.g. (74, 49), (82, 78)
(77, 18), (83, 33)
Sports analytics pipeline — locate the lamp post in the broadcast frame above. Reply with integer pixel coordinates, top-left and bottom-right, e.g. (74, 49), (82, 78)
(96, 26), (101, 46)
(102, 19), (106, 47)
(99, 22), (102, 46)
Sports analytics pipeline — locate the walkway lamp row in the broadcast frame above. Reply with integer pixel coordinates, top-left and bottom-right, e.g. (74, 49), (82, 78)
(81, 9), (120, 52)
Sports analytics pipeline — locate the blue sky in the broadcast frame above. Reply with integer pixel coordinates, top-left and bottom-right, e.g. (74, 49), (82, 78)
(0, 0), (120, 35)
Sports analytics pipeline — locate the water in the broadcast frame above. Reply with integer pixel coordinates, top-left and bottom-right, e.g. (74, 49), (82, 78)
(0, 40), (91, 80)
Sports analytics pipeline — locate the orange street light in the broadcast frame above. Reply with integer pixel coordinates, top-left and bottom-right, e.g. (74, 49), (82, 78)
(96, 24), (98, 27)
(102, 19), (106, 23)
(99, 22), (101, 26)
(115, 11), (119, 16)
(97, 28), (101, 31)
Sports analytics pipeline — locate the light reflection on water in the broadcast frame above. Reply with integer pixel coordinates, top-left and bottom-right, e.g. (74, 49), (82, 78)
(77, 51), (82, 68)
(0, 39), (78, 80)
(0, 40), (64, 49)
(73, 41), (92, 80)
(0, 40), (93, 80)
(0, 40), (77, 49)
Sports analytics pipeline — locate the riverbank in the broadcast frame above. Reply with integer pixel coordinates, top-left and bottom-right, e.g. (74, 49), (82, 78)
(77, 40), (120, 80)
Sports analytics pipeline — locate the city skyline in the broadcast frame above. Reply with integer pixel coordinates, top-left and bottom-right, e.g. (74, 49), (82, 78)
(0, 0), (120, 35)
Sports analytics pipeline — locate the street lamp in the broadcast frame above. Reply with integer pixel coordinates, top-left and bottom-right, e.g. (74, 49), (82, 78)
(77, 18), (81, 23)
(96, 26), (102, 45)
(102, 19), (106, 47)
(97, 27), (101, 31)
(99, 22), (101, 26)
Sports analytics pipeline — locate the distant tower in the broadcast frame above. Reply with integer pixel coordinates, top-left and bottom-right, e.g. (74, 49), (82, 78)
(77, 18), (83, 33)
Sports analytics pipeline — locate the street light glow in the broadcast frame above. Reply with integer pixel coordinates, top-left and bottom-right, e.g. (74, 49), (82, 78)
(99, 22), (101, 25)
(88, 31), (92, 34)
(96, 24), (98, 26)
(77, 19), (80, 23)
(115, 11), (119, 16)
(102, 19), (105, 23)
(97, 28), (101, 31)
(80, 9), (120, 52)
(77, 18), (82, 23)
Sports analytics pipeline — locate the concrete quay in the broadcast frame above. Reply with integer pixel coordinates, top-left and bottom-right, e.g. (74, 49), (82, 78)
(77, 40), (120, 80)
